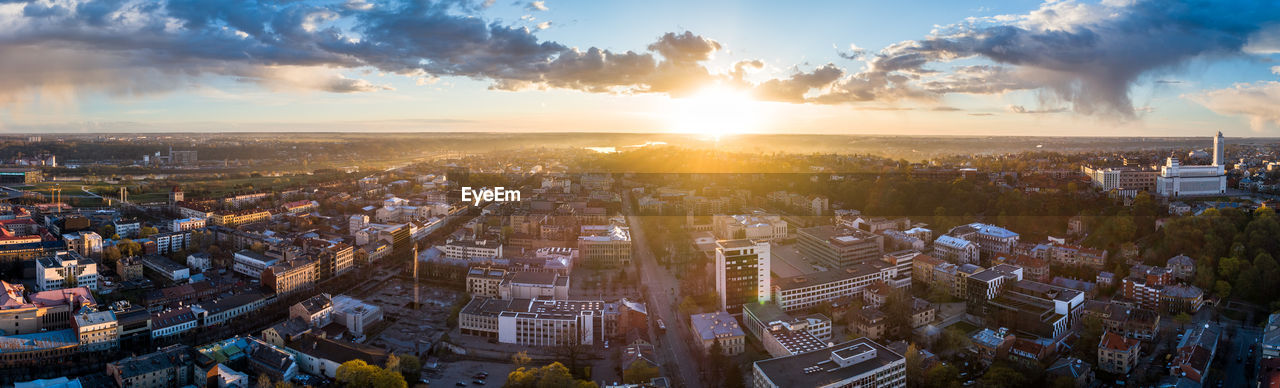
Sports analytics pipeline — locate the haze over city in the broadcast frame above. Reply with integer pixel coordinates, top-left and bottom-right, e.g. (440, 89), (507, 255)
(1, 0), (1279, 135)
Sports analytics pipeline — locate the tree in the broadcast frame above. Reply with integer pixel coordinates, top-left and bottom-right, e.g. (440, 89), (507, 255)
(1215, 280), (1232, 299)
(117, 239), (143, 257)
(139, 226), (159, 238)
(258, 374), (272, 388)
(978, 365), (1027, 388)
(504, 362), (597, 388)
(102, 246), (122, 264)
(397, 354), (421, 381)
(336, 359), (406, 388)
(1174, 312), (1192, 329)
(622, 362), (660, 384)
(923, 363), (961, 388)
(386, 353), (401, 374)
(512, 351), (532, 368)
(905, 343), (924, 387)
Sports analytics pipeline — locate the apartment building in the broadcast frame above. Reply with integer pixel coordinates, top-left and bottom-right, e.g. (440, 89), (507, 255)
(578, 224), (632, 268)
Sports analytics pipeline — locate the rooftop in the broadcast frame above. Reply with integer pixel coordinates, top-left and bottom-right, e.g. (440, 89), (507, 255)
(690, 311), (745, 341)
(753, 338), (903, 388)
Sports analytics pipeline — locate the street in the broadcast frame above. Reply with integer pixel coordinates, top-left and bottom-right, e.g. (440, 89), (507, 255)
(625, 191), (707, 388)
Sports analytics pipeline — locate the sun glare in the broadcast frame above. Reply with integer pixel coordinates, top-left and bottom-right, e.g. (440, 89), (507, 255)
(667, 85), (769, 139)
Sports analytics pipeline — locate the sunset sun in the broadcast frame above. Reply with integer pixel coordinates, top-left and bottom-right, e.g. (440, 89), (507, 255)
(666, 85), (769, 139)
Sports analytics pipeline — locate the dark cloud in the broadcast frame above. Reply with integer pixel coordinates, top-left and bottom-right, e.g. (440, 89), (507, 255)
(811, 0), (1280, 117)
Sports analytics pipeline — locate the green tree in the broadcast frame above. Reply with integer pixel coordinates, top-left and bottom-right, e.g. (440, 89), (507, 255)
(622, 362), (659, 384)
(923, 363), (961, 388)
(397, 354), (421, 381)
(978, 365), (1027, 388)
(1215, 280), (1232, 299)
(139, 226), (159, 238)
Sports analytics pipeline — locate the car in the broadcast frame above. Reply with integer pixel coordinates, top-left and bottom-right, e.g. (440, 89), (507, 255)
(420, 379), (430, 385)
(473, 380), (487, 385)
(456, 382), (467, 387)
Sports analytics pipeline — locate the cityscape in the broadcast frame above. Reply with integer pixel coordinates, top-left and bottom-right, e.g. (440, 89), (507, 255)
(2, 1), (1280, 388)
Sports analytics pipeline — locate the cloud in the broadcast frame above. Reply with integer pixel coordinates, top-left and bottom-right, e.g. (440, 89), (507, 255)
(0, 0), (1277, 120)
(806, 0), (1280, 117)
(1189, 82), (1280, 131)
(1007, 105), (1067, 114)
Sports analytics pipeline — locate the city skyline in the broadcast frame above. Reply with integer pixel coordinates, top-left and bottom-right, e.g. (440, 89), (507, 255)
(1, 0), (1279, 136)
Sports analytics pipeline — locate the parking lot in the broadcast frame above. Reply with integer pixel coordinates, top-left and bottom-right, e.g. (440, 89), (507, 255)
(422, 359), (513, 387)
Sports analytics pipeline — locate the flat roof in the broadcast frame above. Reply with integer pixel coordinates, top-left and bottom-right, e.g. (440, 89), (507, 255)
(753, 338), (902, 388)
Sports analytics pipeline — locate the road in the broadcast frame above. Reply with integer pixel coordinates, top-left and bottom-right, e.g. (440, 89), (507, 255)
(1222, 325), (1261, 388)
(625, 190), (706, 388)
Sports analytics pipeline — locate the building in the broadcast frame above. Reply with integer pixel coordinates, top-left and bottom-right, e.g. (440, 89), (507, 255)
(851, 307), (886, 341)
(459, 297), (609, 346)
(466, 267), (507, 297)
(1045, 357), (1094, 388)
(578, 224), (632, 268)
(0, 284), (97, 336)
(233, 250), (277, 279)
(210, 210), (272, 227)
(971, 327), (1014, 367)
(713, 213), (788, 242)
(1166, 254), (1195, 280)
(1046, 243), (1107, 269)
(62, 231), (103, 258)
(263, 259), (317, 296)
(1156, 132), (1228, 198)
(440, 238), (502, 260)
(1098, 331), (1141, 374)
(743, 303), (832, 357)
(141, 255), (191, 282)
(500, 271), (570, 300)
(170, 218), (206, 232)
(289, 294), (333, 328)
(1262, 313), (1280, 359)
(751, 338), (906, 388)
(36, 251), (98, 291)
(106, 345), (194, 388)
(715, 239), (771, 314)
(910, 298), (937, 328)
(1122, 264), (1205, 314)
(967, 265), (1085, 340)
(772, 260), (898, 311)
(288, 333), (390, 379)
(690, 311), (746, 356)
(1170, 323), (1220, 384)
(948, 223), (1019, 259)
(933, 235), (978, 265)
(150, 307), (198, 339)
(331, 295), (383, 337)
(1082, 165), (1159, 192)
(797, 226), (884, 268)
(117, 256), (144, 281)
(1080, 301), (1160, 341)
(186, 252), (212, 272)
(0, 168), (41, 184)
(191, 292), (269, 327)
(113, 219), (141, 239)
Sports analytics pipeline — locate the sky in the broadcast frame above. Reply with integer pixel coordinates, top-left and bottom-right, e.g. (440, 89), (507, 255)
(1, 0), (1280, 136)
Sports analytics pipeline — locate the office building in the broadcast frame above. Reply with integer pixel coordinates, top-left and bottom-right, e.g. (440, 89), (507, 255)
(797, 226), (884, 268)
(141, 255), (190, 282)
(772, 260), (899, 311)
(233, 250), (277, 279)
(62, 231), (103, 258)
(933, 235), (978, 265)
(715, 239), (771, 314)
(751, 338), (905, 388)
